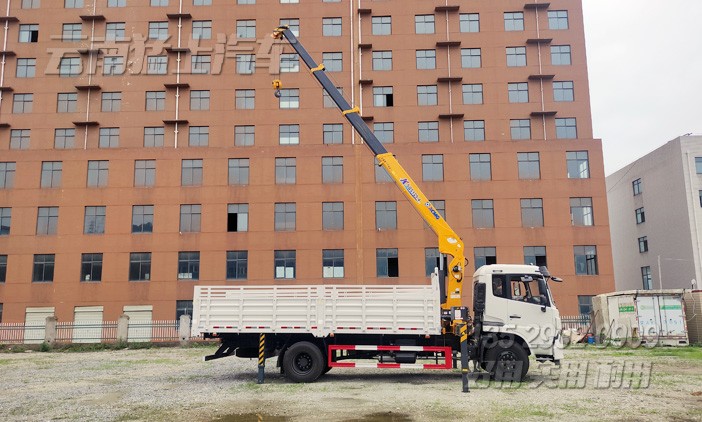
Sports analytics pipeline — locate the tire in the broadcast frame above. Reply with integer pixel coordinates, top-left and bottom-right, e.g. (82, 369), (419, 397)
(282, 341), (325, 383)
(484, 342), (529, 382)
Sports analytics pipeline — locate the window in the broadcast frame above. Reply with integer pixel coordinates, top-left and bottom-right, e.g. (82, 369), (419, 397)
(459, 13), (479, 33)
(574, 246), (598, 275)
(322, 202), (343, 230)
(323, 17), (342, 36)
(417, 85), (438, 106)
(506, 47), (526, 67)
(418, 122), (439, 143)
(504, 12), (524, 31)
(134, 160), (156, 187)
(548, 10), (569, 29)
(129, 253), (151, 281)
(140, 127), (164, 148)
(373, 86), (393, 107)
(323, 86), (343, 108)
(188, 126), (209, 146)
(41, 162), (62, 188)
(521, 198), (544, 227)
(556, 118), (577, 139)
(146, 56), (167, 74)
(279, 124), (300, 145)
(83, 205), (107, 235)
(425, 248), (446, 277)
(16, 58), (36, 77)
(56, 93), (77, 113)
(59, 57), (81, 76)
(226, 251), (248, 280)
(510, 119), (531, 140)
(372, 51), (392, 70)
(177, 252), (200, 280)
(65, 0), (83, 6)
(469, 154), (491, 181)
(108, 0), (126, 6)
(323, 249), (344, 278)
(192, 20), (212, 40)
(279, 88), (300, 109)
(22, 0), (40, 8)
(578, 295), (593, 316)
(372, 16), (391, 35)
(462, 84), (483, 104)
(235, 89), (255, 109)
(274, 250), (296, 279)
(234, 125), (255, 146)
(551, 45), (572, 65)
(132, 205), (154, 233)
(146, 91), (166, 111)
(279, 18), (299, 36)
(474, 247), (497, 270)
(280, 53), (299, 73)
(375, 201), (397, 230)
(36, 207), (59, 235)
(567, 151), (590, 179)
(461, 48), (481, 68)
(517, 152), (540, 179)
(148, 22), (169, 40)
(87, 160), (108, 187)
(374, 122), (394, 143)
(0, 208), (10, 235)
(570, 197), (594, 226)
(323, 52), (342, 72)
(422, 155), (443, 181)
(10, 129), (30, 149)
(55, 128), (75, 149)
(33, 254), (55, 282)
(227, 204), (248, 232)
(376, 248), (398, 277)
(0, 163), (15, 189)
(472, 200), (494, 228)
(181, 159), (203, 186)
(13, 94), (33, 113)
(99, 128), (119, 148)
(151, 0), (168, 5)
(323, 124), (343, 144)
(638, 236), (648, 253)
(553, 81), (574, 102)
(101, 92), (121, 112)
(19, 24), (39, 43)
(508, 83), (529, 103)
(236, 19), (256, 39)
(464, 120), (485, 141)
(62, 23), (82, 42)
(632, 178), (642, 195)
(180, 204), (202, 232)
(641, 266), (652, 290)
(105, 22), (126, 40)
(635, 207), (645, 224)
(415, 15), (435, 34)
(322, 157), (343, 184)
(176, 300), (193, 321)
(228, 159), (249, 185)
(191, 55), (211, 74)
(0, 255), (6, 283)
(274, 203), (296, 231)
(524, 246), (547, 267)
(275, 157), (296, 184)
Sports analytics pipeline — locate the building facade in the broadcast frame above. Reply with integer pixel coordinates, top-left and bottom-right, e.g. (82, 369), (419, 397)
(0, 0), (613, 324)
(607, 135), (702, 291)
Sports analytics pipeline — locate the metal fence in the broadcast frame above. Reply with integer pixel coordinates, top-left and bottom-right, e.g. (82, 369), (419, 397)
(561, 315), (592, 333)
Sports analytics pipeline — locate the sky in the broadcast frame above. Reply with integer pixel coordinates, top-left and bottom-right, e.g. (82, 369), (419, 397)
(581, 1), (702, 175)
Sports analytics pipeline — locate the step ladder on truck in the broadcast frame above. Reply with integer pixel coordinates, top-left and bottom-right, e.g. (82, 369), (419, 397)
(191, 26), (565, 391)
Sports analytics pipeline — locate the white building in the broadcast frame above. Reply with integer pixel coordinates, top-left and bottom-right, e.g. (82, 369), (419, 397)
(606, 135), (702, 291)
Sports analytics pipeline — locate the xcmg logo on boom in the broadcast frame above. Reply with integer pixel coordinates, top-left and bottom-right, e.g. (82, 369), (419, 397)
(426, 202), (441, 220)
(399, 178), (422, 203)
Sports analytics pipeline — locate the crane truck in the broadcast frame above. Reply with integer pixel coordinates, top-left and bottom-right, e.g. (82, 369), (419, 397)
(191, 27), (564, 389)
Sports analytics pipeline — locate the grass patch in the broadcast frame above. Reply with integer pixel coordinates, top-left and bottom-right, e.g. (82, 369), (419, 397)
(497, 406), (555, 419)
(570, 346), (702, 360)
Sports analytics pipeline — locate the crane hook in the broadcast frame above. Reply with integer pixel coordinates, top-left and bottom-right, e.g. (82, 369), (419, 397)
(272, 79), (282, 98)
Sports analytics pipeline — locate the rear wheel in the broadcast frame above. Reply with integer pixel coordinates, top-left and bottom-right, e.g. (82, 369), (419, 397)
(282, 341), (325, 383)
(484, 342), (529, 382)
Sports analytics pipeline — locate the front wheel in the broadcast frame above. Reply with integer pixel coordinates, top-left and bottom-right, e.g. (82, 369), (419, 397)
(282, 341), (325, 383)
(484, 342), (529, 382)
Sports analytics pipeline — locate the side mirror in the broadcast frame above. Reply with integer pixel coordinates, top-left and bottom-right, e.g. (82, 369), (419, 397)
(538, 266), (551, 278)
(550, 276), (563, 283)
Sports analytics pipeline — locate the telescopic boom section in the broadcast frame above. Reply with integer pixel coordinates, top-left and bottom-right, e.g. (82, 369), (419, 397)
(272, 27), (466, 310)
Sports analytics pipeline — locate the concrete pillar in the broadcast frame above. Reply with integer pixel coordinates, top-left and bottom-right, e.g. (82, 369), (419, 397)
(179, 314), (191, 345)
(116, 314), (130, 343)
(44, 316), (57, 345)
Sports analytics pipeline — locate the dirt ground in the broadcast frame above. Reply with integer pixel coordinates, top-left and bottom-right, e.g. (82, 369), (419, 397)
(0, 344), (700, 422)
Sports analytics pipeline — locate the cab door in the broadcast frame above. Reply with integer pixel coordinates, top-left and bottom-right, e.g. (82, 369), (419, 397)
(504, 275), (558, 355)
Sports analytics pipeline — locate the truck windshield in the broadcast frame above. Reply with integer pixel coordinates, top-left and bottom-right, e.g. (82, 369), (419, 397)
(492, 274), (550, 307)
